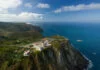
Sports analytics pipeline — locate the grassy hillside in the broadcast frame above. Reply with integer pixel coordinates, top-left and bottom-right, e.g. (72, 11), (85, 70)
(0, 36), (88, 70)
(0, 22), (43, 70)
(0, 22), (88, 70)
(0, 22), (42, 32)
(0, 22), (43, 45)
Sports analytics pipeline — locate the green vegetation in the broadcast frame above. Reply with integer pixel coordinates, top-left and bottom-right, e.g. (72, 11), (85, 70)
(0, 22), (88, 70)
(51, 35), (66, 40)
(0, 22), (43, 45)
(0, 46), (23, 70)
(0, 22), (43, 70)
(50, 35), (68, 50)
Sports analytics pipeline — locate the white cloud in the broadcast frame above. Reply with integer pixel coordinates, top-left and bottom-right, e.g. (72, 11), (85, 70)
(0, 0), (43, 22)
(0, 12), (43, 22)
(37, 3), (50, 8)
(0, 9), (8, 14)
(24, 3), (32, 8)
(54, 3), (100, 13)
(0, 0), (22, 9)
(54, 9), (62, 13)
(0, 0), (22, 13)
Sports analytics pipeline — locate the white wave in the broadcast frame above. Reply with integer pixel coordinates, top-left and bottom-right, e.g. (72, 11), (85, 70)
(82, 54), (93, 70)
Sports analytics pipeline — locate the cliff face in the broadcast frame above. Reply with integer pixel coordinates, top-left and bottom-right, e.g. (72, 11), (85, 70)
(8, 36), (88, 70)
(0, 22), (88, 70)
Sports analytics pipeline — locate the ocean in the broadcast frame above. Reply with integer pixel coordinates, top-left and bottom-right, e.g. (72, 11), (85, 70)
(33, 22), (100, 70)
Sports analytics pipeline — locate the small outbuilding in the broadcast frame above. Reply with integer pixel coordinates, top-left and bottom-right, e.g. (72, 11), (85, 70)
(23, 50), (30, 56)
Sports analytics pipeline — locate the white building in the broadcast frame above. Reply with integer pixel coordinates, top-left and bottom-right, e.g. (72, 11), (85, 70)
(23, 50), (30, 56)
(43, 40), (51, 47)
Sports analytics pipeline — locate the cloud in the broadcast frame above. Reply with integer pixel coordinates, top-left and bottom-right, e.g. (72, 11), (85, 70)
(54, 9), (62, 13)
(37, 3), (50, 8)
(24, 3), (32, 8)
(0, 0), (22, 13)
(0, 0), (43, 22)
(0, 0), (22, 9)
(54, 3), (100, 13)
(0, 9), (8, 14)
(0, 12), (43, 22)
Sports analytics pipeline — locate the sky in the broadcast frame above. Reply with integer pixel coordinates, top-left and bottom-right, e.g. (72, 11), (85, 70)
(1, 0), (100, 22)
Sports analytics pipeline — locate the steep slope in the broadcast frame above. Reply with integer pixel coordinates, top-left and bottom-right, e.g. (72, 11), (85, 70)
(0, 36), (89, 70)
(0, 22), (89, 70)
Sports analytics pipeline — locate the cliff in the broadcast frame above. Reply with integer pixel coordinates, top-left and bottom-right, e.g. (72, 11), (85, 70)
(0, 22), (89, 70)
(1, 36), (89, 70)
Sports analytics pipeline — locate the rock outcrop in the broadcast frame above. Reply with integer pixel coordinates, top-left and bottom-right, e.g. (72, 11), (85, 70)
(0, 22), (89, 70)
(8, 36), (89, 70)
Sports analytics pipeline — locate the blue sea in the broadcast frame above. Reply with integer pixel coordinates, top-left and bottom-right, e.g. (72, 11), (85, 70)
(33, 22), (100, 70)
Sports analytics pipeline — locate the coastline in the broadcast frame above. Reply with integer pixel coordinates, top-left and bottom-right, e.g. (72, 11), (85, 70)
(71, 43), (93, 70)
(34, 23), (93, 70)
(35, 22), (100, 70)
(82, 54), (93, 70)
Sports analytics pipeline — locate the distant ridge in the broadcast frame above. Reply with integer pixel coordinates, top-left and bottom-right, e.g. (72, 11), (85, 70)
(0, 22), (43, 45)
